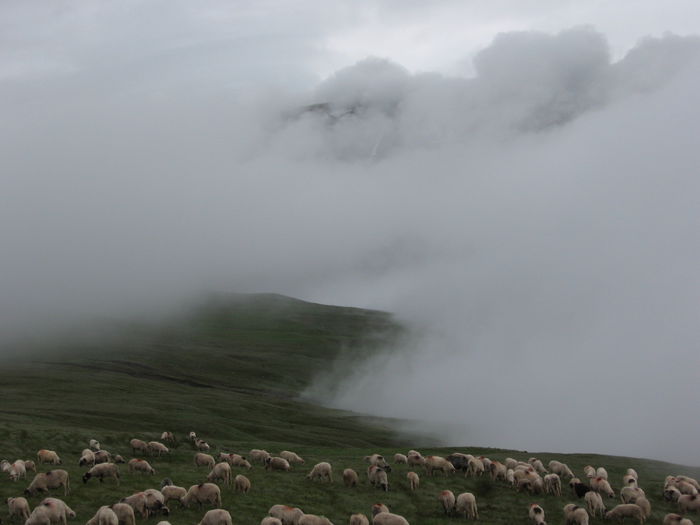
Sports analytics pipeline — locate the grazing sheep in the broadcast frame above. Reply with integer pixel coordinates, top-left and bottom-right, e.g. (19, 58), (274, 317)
(207, 463), (232, 487)
(261, 519), (283, 525)
(349, 515), (369, 525)
(298, 515), (333, 525)
(605, 504), (645, 523)
(407, 453), (425, 468)
(585, 491), (605, 518)
(466, 458), (485, 478)
(635, 496), (651, 519)
(24, 461), (36, 473)
(110, 503), (135, 525)
(371, 513), (408, 525)
(36, 451), (61, 466)
(456, 493), (478, 520)
(677, 482), (700, 496)
(371, 505), (389, 517)
(7, 496), (31, 521)
(596, 467), (608, 479)
(195, 439), (210, 452)
(268, 505), (304, 525)
(233, 474), (250, 494)
(280, 451), (305, 465)
(141, 488), (167, 513)
(490, 461), (507, 481)
(266, 457), (291, 472)
(79, 450), (96, 467)
(665, 488), (682, 503)
(621, 486), (646, 503)
(25, 470), (70, 497)
(219, 453), (250, 469)
(160, 432), (175, 444)
(40, 498), (75, 525)
(679, 494), (700, 514)
(544, 473), (562, 496)
(364, 455), (390, 468)
(677, 476), (700, 491)
(506, 469), (516, 486)
(592, 477), (615, 498)
(119, 493), (150, 519)
(83, 463), (120, 485)
(181, 483), (222, 509)
(194, 454), (216, 469)
(127, 459), (155, 475)
(407, 472), (419, 491)
(129, 439), (148, 456)
(623, 475), (638, 488)
(196, 509), (232, 525)
(1, 459), (11, 472)
(583, 466), (596, 478)
(94, 451), (113, 464)
(663, 514), (694, 525)
(528, 458), (547, 474)
(343, 469), (359, 487)
(161, 485), (186, 505)
(86, 506), (118, 525)
(528, 503), (546, 525)
(306, 462), (332, 483)
(438, 490), (455, 515)
(250, 450), (271, 464)
(393, 454), (407, 465)
(548, 460), (574, 479)
(563, 504), (589, 525)
(504, 458), (518, 470)
(367, 467), (389, 492)
(424, 456), (455, 477)
(147, 442), (169, 456)
(9, 461), (26, 482)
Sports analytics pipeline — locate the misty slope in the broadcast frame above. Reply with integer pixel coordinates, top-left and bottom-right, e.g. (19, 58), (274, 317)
(0, 294), (403, 450)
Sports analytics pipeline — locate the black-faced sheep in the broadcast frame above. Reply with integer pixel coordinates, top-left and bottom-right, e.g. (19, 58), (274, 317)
(528, 503), (546, 525)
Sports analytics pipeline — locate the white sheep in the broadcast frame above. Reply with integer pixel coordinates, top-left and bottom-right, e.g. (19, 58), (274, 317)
(343, 468), (359, 487)
(7, 496), (31, 521)
(626, 468), (638, 481)
(250, 449), (271, 464)
(371, 504), (389, 516)
(9, 460), (27, 482)
(79, 450), (96, 467)
(160, 432), (175, 444)
(196, 509), (232, 525)
(207, 462), (232, 487)
(86, 506), (118, 525)
(266, 457), (291, 472)
(635, 496), (651, 519)
(665, 487), (682, 503)
(663, 513), (694, 525)
(563, 504), (589, 525)
(89, 440), (101, 451)
(591, 477), (615, 498)
(298, 515), (333, 525)
(128, 459), (155, 475)
(466, 458), (485, 478)
(605, 504), (645, 523)
(195, 439), (210, 452)
(438, 490), (455, 515)
(94, 451), (113, 464)
(544, 473), (562, 496)
(129, 439), (148, 456)
(234, 474), (250, 494)
(583, 465), (596, 478)
(39, 498), (75, 525)
(147, 442), (170, 456)
(424, 456), (455, 477)
(24, 461), (36, 473)
(110, 503), (135, 525)
(506, 469), (516, 486)
(596, 467), (608, 480)
(181, 483), (222, 509)
(268, 504), (304, 525)
(393, 454), (407, 465)
(371, 513), (408, 525)
(25, 470), (70, 497)
(349, 515), (369, 525)
(280, 451), (305, 465)
(194, 453), (216, 469)
(161, 485), (187, 505)
(407, 471), (419, 491)
(119, 493), (150, 519)
(36, 451), (61, 466)
(585, 491), (605, 518)
(367, 466), (389, 491)
(188, 432), (197, 442)
(455, 492), (478, 520)
(490, 461), (507, 481)
(528, 503), (546, 525)
(407, 453), (425, 468)
(83, 463), (120, 485)
(548, 460), (574, 479)
(679, 494), (700, 514)
(364, 455), (390, 468)
(260, 519), (283, 525)
(621, 486), (645, 503)
(306, 462), (332, 483)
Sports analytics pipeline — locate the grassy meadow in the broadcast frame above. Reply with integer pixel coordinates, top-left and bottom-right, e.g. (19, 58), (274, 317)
(0, 294), (698, 524)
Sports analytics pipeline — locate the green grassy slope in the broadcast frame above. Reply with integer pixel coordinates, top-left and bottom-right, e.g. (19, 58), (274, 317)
(1, 294), (698, 525)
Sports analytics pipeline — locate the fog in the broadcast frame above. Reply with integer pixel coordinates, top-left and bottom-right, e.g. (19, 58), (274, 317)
(2, 4), (700, 464)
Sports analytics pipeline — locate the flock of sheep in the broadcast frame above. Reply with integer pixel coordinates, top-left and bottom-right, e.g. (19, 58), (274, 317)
(2, 431), (699, 525)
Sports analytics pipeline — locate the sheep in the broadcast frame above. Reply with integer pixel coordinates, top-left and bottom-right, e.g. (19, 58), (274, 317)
(592, 477), (615, 498)
(504, 458), (519, 470)
(438, 490), (455, 515)
(306, 462), (332, 483)
(585, 491), (605, 518)
(528, 503), (546, 525)
(7, 496), (31, 521)
(161, 485), (186, 505)
(677, 476), (700, 491)
(155, 522), (172, 525)
(110, 503), (135, 525)
(548, 460), (574, 479)
(371, 505), (389, 517)
(679, 494), (700, 514)
(298, 515), (333, 525)
(371, 513), (408, 525)
(367, 467), (389, 492)
(143, 489), (168, 517)
(583, 465), (596, 478)
(266, 457), (291, 472)
(250, 449), (271, 464)
(407, 453), (425, 468)
(160, 432), (175, 444)
(195, 439), (210, 452)
(424, 456), (455, 477)
(233, 474), (250, 494)
(596, 467), (608, 480)
(194, 453), (216, 469)
(188, 432), (197, 442)
(36, 451), (61, 466)
(86, 506), (118, 525)
(1, 459), (11, 472)
(128, 459), (155, 475)
(79, 450), (95, 467)
(626, 468), (638, 480)
(261, 519), (283, 525)
(364, 455), (390, 468)
(623, 475), (638, 488)
(89, 440), (101, 451)
(119, 493), (150, 519)
(544, 473), (562, 496)
(25, 470), (70, 497)
(219, 453), (250, 469)
(663, 514), (694, 525)
(94, 451), (113, 464)
(196, 509), (232, 525)
(349, 515), (369, 525)
(207, 462), (232, 487)
(563, 504), (589, 525)
(280, 451), (305, 465)
(393, 454), (407, 465)
(621, 486), (646, 503)
(343, 468), (359, 487)
(506, 469), (516, 486)
(677, 482), (700, 496)
(665, 488), (682, 503)
(147, 442), (170, 457)
(455, 493), (478, 520)
(24, 461), (36, 473)
(268, 505), (304, 525)
(9, 460), (26, 482)
(40, 498), (75, 525)
(490, 461), (507, 481)
(605, 504), (645, 523)
(466, 458), (485, 478)
(528, 458), (547, 474)
(83, 463), (120, 485)
(129, 439), (148, 456)
(181, 483), (222, 509)
(407, 471), (419, 491)
(635, 496), (651, 519)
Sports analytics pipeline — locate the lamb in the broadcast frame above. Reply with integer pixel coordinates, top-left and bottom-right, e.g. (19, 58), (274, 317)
(455, 493), (478, 520)
(585, 491), (605, 518)
(147, 442), (170, 456)
(86, 506), (118, 525)
(83, 463), (120, 485)
(605, 504), (645, 523)
(621, 486), (646, 503)
(181, 483), (222, 509)
(7, 496), (31, 521)
(306, 462), (332, 483)
(635, 496), (651, 519)
(407, 471), (419, 491)
(268, 505), (304, 525)
(266, 457), (291, 472)
(261, 519), (283, 525)
(280, 451), (305, 465)
(424, 456), (455, 477)
(25, 470), (70, 497)
(393, 454), (407, 465)
(663, 514), (694, 525)
(298, 515), (334, 525)
(129, 439), (148, 455)
(196, 509), (232, 525)
(161, 485), (186, 505)
(371, 513), (409, 525)
(349, 515), (369, 525)
(9, 460), (26, 482)
(94, 451), (113, 464)
(343, 468), (359, 487)
(438, 490), (455, 515)
(364, 455), (390, 468)
(528, 503), (546, 525)
(250, 449), (271, 464)
(194, 453), (216, 469)
(128, 459), (155, 475)
(563, 504), (589, 525)
(207, 462), (232, 487)
(679, 494), (700, 514)
(79, 450), (96, 467)
(110, 503), (136, 525)
(548, 460), (574, 479)
(160, 432), (175, 444)
(544, 473), (562, 496)
(36, 451), (61, 465)
(234, 474), (250, 494)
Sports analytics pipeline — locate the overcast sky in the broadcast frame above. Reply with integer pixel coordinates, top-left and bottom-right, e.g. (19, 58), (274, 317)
(2, 1), (700, 464)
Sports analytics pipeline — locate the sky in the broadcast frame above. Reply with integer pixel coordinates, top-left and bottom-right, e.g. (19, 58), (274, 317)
(2, 1), (700, 464)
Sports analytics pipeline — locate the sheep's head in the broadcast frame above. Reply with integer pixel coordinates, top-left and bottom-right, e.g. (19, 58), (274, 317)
(82, 473), (91, 484)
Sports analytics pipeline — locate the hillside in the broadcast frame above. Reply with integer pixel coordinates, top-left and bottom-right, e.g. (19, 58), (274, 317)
(1, 294), (699, 524)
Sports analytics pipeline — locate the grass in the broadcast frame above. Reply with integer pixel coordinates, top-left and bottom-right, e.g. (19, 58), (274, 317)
(0, 293), (698, 524)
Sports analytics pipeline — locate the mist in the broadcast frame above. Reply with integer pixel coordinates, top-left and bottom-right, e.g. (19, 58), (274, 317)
(2, 5), (700, 464)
